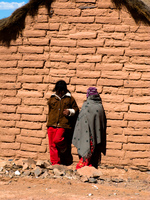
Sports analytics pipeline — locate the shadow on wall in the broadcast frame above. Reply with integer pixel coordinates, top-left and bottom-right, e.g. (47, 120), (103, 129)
(0, 0), (150, 46)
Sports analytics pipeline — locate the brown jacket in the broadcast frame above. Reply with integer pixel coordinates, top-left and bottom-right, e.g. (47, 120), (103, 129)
(47, 92), (79, 129)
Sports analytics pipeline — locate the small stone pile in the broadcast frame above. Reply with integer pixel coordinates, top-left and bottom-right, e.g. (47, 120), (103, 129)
(0, 158), (105, 183)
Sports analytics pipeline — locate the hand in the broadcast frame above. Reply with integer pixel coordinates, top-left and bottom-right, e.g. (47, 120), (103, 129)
(63, 109), (70, 116)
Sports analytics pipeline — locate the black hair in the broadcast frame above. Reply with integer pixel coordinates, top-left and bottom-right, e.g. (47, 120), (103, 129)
(53, 80), (68, 93)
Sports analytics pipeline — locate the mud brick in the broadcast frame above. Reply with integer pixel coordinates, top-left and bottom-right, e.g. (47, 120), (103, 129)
(125, 151), (149, 159)
(76, 24), (102, 31)
(115, 25), (130, 32)
(96, 17), (121, 24)
(16, 135), (42, 145)
(38, 152), (49, 160)
(130, 105), (150, 113)
(1, 97), (21, 105)
(0, 113), (20, 121)
(98, 79), (123, 87)
(51, 39), (76, 47)
(123, 143), (149, 151)
(77, 55), (102, 63)
(125, 49), (150, 56)
(101, 71), (128, 79)
(141, 72), (150, 81)
(69, 48), (95, 55)
(0, 68), (22, 75)
(0, 120), (16, 127)
(101, 156), (130, 166)
(17, 106), (43, 115)
(44, 76), (70, 84)
(71, 77), (97, 85)
(77, 39), (104, 47)
(100, 94), (124, 103)
(70, 32), (97, 39)
(37, 14), (48, 23)
(28, 38), (50, 45)
(0, 135), (15, 142)
(34, 23), (49, 30)
(54, 9), (81, 16)
(23, 54), (49, 61)
(132, 159), (149, 166)
(95, 63), (123, 71)
(77, 0), (96, 2)
(0, 149), (16, 157)
(107, 135), (127, 143)
(16, 150), (37, 159)
(128, 121), (150, 128)
(22, 83), (48, 91)
(128, 72), (141, 80)
(17, 90), (43, 98)
(69, 63), (95, 70)
(124, 113), (150, 121)
(124, 80), (149, 88)
(0, 54), (22, 61)
(76, 70), (100, 78)
(97, 48), (124, 56)
(0, 75), (17, 82)
(0, 127), (20, 135)
(21, 143), (46, 152)
(0, 90), (16, 97)
(127, 136), (150, 144)
(18, 61), (44, 68)
(133, 89), (150, 96)
(124, 128), (149, 136)
(106, 127), (123, 135)
(16, 121), (42, 130)
(68, 17), (94, 23)
(103, 55), (129, 63)
(124, 96), (150, 104)
(21, 129), (46, 138)
(0, 61), (17, 67)
(22, 115), (46, 122)
(124, 64), (150, 72)
(29, 69), (49, 75)
(50, 53), (76, 62)
(82, 8), (106, 17)
(49, 23), (60, 30)
(105, 40), (129, 47)
(106, 149), (124, 157)
(130, 41), (150, 49)
(23, 30), (46, 37)
(1, 142), (20, 150)
(107, 142), (122, 149)
(0, 47), (17, 54)
(107, 120), (127, 127)
(18, 46), (44, 54)
(23, 98), (47, 106)
(42, 138), (49, 145)
(0, 83), (21, 90)
(50, 68), (71, 76)
(52, 2), (76, 9)
(130, 57), (150, 65)
(107, 112), (124, 120)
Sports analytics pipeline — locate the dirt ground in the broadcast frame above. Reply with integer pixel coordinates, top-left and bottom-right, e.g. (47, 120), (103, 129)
(0, 165), (149, 200)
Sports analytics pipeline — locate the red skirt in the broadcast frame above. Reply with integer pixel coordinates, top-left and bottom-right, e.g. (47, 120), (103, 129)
(76, 137), (94, 170)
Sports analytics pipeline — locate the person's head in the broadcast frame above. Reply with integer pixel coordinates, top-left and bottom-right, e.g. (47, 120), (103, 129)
(53, 80), (68, 97)
(86, 87), (99, 98)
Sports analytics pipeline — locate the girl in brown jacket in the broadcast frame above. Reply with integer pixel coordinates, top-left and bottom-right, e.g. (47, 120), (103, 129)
(47, 80), (79, 165)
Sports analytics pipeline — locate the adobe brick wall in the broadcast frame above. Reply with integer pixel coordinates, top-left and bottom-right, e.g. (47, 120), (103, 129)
(0, 0), (150, 170)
